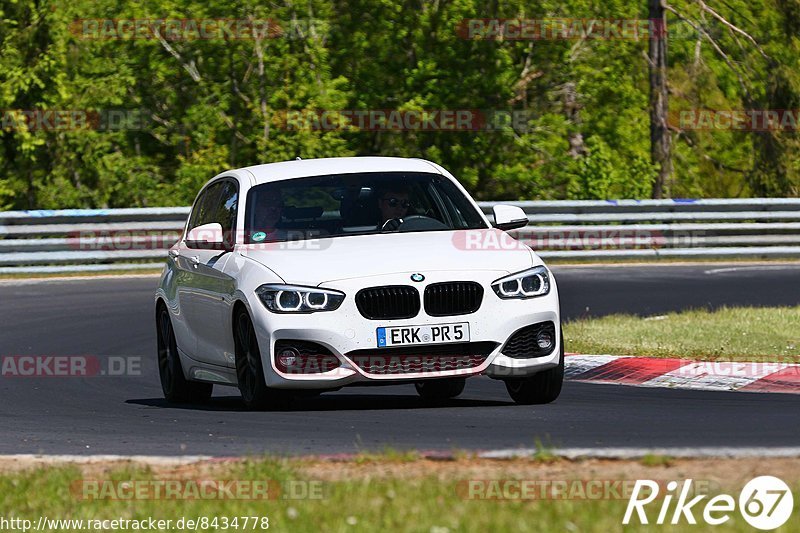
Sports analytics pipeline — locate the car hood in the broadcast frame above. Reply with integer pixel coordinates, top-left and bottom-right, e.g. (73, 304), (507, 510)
(241, 229), (538, 285)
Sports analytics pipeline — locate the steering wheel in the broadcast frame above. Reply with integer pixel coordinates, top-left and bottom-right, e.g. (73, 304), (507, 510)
(382, 215), (449, 232)
(381, 218), (403, 232)
(402, 215), (435, 224)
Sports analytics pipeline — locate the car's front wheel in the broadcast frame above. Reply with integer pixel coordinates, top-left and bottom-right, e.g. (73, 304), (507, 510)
(503, 334), (564, 405)
(156, 304), (213, 403)
(234, 308), (290, 410)
(415, 378), (466, 403)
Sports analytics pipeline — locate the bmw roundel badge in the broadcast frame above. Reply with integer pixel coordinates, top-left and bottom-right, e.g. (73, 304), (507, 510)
(411, 273), (425, 282)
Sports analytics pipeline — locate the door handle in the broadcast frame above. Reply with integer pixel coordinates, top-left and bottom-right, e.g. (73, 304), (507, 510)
(191, 255), (200, 267)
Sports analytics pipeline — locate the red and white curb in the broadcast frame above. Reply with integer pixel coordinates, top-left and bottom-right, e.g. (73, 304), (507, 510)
(565, 354), (800, 394)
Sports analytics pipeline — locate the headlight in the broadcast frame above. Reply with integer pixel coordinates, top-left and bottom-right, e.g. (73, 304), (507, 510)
(256, 284), (345, 313)
(491, 266), (550, 299)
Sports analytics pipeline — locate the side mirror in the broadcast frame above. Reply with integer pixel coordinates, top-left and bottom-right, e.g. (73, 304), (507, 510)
(492, 205), (529, 231)
(186, 222), (228, 250)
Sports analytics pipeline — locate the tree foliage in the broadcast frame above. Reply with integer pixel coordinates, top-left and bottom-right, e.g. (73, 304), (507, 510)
(0, 0), (798, 208)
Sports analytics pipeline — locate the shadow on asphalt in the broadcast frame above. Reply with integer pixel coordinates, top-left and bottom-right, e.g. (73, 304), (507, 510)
(126, 393), (514, 412)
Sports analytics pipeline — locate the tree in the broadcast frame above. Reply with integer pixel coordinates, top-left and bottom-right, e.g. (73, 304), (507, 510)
(649, 0), (672, 199)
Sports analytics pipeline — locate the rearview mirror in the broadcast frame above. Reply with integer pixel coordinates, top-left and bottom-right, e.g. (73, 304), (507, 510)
(186, 222), (228, 250)
(492, 205), (528, 231)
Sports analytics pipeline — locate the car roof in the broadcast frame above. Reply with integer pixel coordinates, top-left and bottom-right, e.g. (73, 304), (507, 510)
(237, 156), (443, 185)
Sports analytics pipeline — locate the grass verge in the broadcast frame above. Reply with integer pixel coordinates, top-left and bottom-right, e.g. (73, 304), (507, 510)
(1, 455), (799, 532)
(564, 306), (800, 361)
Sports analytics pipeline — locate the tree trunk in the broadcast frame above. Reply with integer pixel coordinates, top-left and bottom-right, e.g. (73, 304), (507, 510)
(649, 0), (672, 199)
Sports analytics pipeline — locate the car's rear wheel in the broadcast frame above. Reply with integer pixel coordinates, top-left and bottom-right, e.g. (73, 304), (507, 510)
(234, 309), (290, 410)
(156, 304), (213, 403)
(503, 331), (564, 405)
(415, 378), (466, 403)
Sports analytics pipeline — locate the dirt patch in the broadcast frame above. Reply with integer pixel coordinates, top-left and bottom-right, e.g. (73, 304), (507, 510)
(295, 457), (800, 489)
(1, 456), (798, 491)
(0, 456), (237, 478)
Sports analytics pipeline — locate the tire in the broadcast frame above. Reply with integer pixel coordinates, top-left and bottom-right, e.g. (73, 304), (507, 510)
(504, 332), (564, 405)
(415, 378), (466, 403)
(156, 304), (213, 403)
(234, 308), (290, 410)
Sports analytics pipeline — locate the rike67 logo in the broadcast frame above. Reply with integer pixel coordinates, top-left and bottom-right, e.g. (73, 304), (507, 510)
(623, 476), (794, 530)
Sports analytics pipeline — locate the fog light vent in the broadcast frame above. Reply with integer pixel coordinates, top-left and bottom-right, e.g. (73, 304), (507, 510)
(501, 322), (557, 359)
(274, 340), (341, 374)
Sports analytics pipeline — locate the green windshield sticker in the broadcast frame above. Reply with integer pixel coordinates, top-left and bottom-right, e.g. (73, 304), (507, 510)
(252, 231), (267, 242)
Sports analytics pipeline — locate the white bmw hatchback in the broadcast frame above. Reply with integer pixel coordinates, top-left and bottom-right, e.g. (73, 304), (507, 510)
(155, 156), (563, 409)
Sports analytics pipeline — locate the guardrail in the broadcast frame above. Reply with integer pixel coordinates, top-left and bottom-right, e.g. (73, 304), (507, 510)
(1, 199), (799, 273)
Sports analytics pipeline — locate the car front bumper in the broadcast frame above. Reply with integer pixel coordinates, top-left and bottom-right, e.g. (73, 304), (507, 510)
(248, 269), (562, 389)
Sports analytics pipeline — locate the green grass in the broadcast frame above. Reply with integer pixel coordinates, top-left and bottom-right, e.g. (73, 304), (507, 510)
(354, 447), (420, 465)
(564, 306), (800, 361)
(639, 454), (674, 467)
(1, 458), (795, 533)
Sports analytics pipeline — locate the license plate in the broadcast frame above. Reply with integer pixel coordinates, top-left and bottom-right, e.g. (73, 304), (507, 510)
(376, 323), (470, 348)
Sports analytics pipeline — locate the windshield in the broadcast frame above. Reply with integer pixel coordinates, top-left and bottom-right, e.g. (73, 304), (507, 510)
(244, 172), (488, 243)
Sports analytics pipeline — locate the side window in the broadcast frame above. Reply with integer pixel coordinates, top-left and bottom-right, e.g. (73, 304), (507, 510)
(186, 180), (239, 248)
(188, 183), (223, 232)
(214, 181), (238, 244)
(187, 192), (205, 232)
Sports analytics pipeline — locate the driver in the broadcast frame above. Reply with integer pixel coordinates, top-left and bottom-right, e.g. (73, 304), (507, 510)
(377, 184), (412, 230)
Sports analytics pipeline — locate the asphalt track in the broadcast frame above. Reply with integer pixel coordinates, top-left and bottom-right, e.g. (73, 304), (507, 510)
(1, 263), (798, 456)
